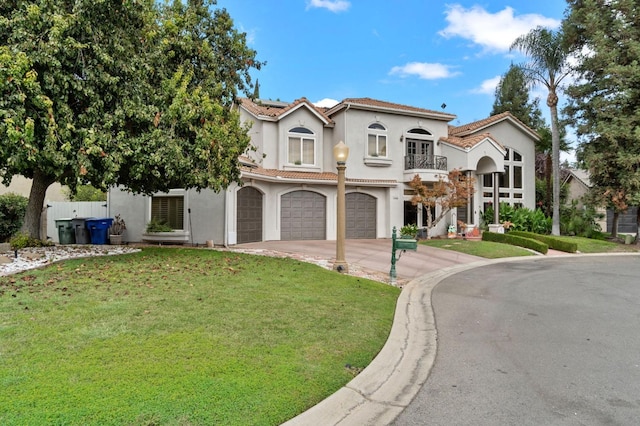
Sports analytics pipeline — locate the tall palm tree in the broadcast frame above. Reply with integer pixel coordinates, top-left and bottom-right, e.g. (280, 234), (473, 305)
(511, 27), (571, 235)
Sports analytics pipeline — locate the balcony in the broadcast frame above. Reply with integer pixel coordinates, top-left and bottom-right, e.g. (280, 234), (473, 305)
(404, 155), (447, 171)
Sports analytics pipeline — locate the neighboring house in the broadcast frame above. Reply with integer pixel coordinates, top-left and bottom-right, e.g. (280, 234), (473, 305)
(0, 175), (67, 202)
(109, 97), (539, 245)
(563, 168), (591, 209)
(563, 168), (607, 232)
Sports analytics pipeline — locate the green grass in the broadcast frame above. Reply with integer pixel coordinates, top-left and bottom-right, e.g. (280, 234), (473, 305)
(554, 235), (640, 253)
(420, 238), (535, 258)
(422, 235), (640, 258)
(0, 247), (400, 425)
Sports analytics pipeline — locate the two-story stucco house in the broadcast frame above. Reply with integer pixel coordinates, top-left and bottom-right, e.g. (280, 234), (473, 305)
(108, 97), (539, 245)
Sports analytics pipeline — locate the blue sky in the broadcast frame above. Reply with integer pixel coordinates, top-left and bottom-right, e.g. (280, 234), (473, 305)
(218, 0), (569, 153)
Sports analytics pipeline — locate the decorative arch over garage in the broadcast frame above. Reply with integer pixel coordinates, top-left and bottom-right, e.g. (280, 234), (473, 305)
(280, 190), (326, 240)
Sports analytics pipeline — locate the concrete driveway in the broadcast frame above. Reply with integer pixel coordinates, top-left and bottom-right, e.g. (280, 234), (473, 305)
(235, 238), (484, 283)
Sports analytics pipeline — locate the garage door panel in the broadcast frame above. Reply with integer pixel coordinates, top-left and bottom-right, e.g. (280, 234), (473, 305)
(346, 193), (376, 239)
(237, 187), (263, 244)
(281, 191), (326, 241)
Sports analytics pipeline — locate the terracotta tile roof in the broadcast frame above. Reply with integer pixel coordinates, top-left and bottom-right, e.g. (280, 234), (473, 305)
(440, 132), (505, 150)
(450, 111), (539, 140)
(239, 97), (333, 124)
(327, 97), (456, 121)
(241, 165), (397, 186)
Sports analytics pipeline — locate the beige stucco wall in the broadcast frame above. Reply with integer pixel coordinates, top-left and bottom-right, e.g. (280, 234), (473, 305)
(1, 176), (67, 202)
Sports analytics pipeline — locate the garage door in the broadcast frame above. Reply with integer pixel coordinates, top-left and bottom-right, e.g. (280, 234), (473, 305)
(346, 193), (376, 239)
(237, 187), (263, 244)
(281, 191), (326, 240)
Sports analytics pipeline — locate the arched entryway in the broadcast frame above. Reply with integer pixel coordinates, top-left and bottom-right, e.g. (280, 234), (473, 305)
(346, 193), (377, 239)
(280, 190), (326, 240)
(236, 187), (263, 244)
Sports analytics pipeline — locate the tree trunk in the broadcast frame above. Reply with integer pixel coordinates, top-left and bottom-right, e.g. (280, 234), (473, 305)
(636, 207), (640, 245)
(611, 211), (619, 239)
(20, 170), (55, 240)
(545, 153), (552, 216)
(549, 99), (561, 236)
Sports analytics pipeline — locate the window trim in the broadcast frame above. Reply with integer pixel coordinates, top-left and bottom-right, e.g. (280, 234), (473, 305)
(148, 189), (187, 231)
(287, 127), (316, 166)
(481, 147), (525, 207)
(367, 123), (388, 157)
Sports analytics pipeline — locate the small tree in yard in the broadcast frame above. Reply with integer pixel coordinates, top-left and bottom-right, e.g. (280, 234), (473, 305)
(0, 0), (262, 240)
(408, 169), (476, 239)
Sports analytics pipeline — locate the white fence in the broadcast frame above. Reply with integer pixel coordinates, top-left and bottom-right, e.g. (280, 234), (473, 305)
(45, 201), (108, 242)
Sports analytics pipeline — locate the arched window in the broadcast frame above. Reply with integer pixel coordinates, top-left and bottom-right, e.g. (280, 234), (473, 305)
(288, 127), (315, 165)
(482, 147), (524, 208)
(367, 123), (387, 157)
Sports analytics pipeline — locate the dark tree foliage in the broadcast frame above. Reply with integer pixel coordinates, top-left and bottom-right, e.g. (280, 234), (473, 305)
(491, 64), (545, 130)
(0, 0), (263, 238)
(563, 0), (640, 241)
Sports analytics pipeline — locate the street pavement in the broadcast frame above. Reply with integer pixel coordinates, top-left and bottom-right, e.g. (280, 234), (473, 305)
(393, 255), (640, 425)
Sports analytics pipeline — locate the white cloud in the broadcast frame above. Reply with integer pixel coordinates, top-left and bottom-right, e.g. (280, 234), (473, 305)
(314, 98), (340, 108)
(470, 76), (502, 95)
(306, 0), (350, 13)
(439, 5), (560, 53)
(389, 62), (461, 80)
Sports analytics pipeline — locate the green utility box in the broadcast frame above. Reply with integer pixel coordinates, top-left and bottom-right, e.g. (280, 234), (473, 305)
(55, 218), (76, 244)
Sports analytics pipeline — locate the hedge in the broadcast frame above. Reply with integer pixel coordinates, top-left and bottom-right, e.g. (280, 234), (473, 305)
(0, 193), (29, 242)
(482, 231), (549, 254)
(507, 230), (578, 253)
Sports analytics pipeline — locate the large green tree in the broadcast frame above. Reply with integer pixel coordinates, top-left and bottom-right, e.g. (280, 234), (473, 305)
(563, 0), (640, 242)
(511, 27), (572, 236)
(491, 64), (545, 130)
(1, 0), (262, 239)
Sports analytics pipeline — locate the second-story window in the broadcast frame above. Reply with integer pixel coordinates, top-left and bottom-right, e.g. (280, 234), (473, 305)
(288, 127), (315, 165)
(367, 123), (387, 157)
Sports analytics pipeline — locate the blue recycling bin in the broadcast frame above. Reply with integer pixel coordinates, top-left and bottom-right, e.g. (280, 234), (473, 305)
(85, 218), (114, 245)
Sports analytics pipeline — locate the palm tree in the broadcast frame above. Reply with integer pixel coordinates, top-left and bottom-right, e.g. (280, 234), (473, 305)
(511, 27), (571, 235)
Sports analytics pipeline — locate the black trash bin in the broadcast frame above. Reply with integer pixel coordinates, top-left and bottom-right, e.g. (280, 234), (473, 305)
(55, 218), (76, 244)
(71, 217), (94, 245)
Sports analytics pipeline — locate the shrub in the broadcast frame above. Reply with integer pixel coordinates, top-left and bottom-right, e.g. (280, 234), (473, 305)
(9, 232), (53, 250)
(145, 218), (174, 233)
(0, 193), (29, 242)
(508, 230), (578, 253)
(63, 184), (107, 201)
(560, 201), (603, 238)
(399, 224), (419, 238)
(482, 231), (548, 254)
(482, 203), (551, 234)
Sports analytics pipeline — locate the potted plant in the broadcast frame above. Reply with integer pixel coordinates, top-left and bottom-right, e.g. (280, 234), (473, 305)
(109, 214), (126, 245)
(142, 218), (189, 244)
(447, 224), (457, 239)
(400, 224), (419, 239)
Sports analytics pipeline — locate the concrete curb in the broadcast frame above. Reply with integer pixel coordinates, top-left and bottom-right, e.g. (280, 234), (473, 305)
(282, 252), (640, 425)
(282, 260), (491, 426)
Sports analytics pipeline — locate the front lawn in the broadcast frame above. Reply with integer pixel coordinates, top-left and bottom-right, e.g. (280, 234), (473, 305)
(554, 235), (640, 253)
(420, 238), (535, 258)
(0, 247), (400, 425)
(422, 235), (640, 258)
